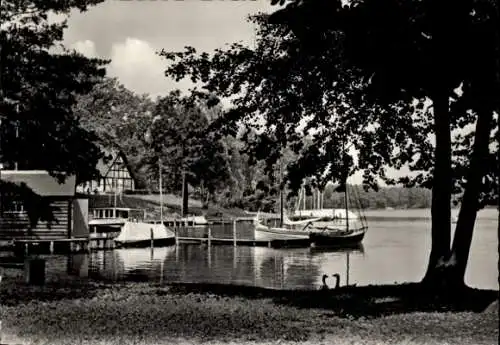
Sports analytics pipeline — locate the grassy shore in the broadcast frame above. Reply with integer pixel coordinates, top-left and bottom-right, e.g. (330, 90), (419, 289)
(1, 279), (498, 345)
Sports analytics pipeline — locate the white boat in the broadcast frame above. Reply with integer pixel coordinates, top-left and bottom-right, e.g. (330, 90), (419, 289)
(253, 214), (309, 241)
(114, 221), (176, 248)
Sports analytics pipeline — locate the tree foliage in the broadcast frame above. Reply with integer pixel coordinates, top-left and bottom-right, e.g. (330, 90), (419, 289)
(267, 0), (499, 287)
(1, 0), (108, 183)
(75, 80), (236, 208)
(74, 77), (156, 187)
(1, 0), (108, 228)
(161, 0), (499, 286)
(144, 91), (231, 206)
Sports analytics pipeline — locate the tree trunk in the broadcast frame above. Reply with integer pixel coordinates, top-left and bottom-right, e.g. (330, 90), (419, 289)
(203, 192), (210, 209)
(447, 0), (499, 286)
(200, 180), (209, 209)
(181, 171), (189, 217)
(449, 108), (494, 286)
(423, 92), (453, 284)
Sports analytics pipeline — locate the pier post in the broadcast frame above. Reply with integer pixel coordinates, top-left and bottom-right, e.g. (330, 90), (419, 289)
(49, 241), (54, 254)
(233, 219), (237, 247)
(160, 260), (164, 285)
(208, 228), (212, 246)
(346, 252), (350, 286)
(24, 258), (46, 285)
(150, 228), (154, 248)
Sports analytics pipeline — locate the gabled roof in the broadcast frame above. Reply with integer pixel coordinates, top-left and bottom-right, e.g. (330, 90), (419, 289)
(93, 145), (140, 185)
(96, 147), (121, 178)
(0, 170), (76, 197)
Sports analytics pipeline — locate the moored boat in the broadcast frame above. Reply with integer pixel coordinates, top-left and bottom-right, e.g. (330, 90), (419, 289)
(309, 226), (367, 246)
(288, 208), (367, 246)
(253, 216), (309, 241)
(114, 221), (176, 248)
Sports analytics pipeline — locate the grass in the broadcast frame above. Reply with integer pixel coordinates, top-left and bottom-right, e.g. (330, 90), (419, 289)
(94, 193), (248, 218)
(1, 280), (498, 345)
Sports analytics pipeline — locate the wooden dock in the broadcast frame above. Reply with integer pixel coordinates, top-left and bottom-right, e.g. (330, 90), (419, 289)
(9, 217), (312, 254)
(176, 236), (311, 248)
(89, 233), (117, 250)
(13, 238), (89, 255)
(175, 226), (312, 248)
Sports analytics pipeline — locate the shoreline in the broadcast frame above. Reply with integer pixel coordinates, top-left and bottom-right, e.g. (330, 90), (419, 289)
(1, 280), (498, 345)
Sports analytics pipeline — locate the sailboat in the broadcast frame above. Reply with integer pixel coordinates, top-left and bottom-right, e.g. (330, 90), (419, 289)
(288, 185), (368, 246)
(253, 212), (310, 241)
(254, 183), (368, 246)
(253, 144), (368, 246)
(111, 161), (176, 248)
(253, 161), (310, 241)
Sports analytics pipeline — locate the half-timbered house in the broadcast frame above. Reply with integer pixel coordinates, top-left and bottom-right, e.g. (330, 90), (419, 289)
(77, 149), (139, 194)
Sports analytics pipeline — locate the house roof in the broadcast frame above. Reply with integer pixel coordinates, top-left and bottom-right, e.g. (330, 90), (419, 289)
(95, 147), (118, 178)
(93, 145), (141, 186)
(0, 170), (76, 197)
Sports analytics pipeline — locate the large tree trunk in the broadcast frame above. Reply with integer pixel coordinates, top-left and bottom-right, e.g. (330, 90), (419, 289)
(449, 108), (494, 286)
(447, 0), (499, 286)
(422, 92), (453, 284)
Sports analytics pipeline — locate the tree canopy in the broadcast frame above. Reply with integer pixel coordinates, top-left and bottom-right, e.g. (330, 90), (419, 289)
(266, 0), (499, 288)
(74, 77), (156, 188)
(161, 13), (497, 202)
(160, 0), (499, 287)
(1, 0), (108, 226)
(143, 91), (231, 207)
(1, 0), (108, 182)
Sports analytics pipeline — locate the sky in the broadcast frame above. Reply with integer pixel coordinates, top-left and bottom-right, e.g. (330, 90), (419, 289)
(65, 0), (274, 98)
(63, 0), (414, 185)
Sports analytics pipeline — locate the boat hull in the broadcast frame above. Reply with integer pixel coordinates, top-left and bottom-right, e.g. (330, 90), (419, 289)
(309, 227), (366, 247)
(254, 225), (309, 241)
(114, 222), (176, 248)
(115, 237), (176, 248)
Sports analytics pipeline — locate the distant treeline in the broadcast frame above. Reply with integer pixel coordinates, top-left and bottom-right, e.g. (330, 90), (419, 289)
(229, 184), (433, 212)
(320, 185), (433, 210)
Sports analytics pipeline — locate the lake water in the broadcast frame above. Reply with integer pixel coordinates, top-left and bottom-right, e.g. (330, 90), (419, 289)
(14, 209), (500, 290)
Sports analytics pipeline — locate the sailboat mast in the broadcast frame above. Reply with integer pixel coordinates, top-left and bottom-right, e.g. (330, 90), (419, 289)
(343, 140), (349, 231)
(113, 189), (117, 218)
(159, 157), (163, 224)
(317, 189), (321, 209)
(344, 183), (349, 230)
(279, 158), (284, 227)
(302, 187), (306, 211)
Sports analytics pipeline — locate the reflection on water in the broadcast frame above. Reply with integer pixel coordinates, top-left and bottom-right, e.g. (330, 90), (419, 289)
(16, 210), (499, 291)
(85, 244), (364, 290)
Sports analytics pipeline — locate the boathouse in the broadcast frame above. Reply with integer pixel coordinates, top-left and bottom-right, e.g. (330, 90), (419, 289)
(0, 170), (89, 242)
(77, 148), (140, 194)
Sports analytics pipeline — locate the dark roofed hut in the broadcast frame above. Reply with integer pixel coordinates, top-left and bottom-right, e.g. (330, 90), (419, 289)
(0, 170), (89, 243)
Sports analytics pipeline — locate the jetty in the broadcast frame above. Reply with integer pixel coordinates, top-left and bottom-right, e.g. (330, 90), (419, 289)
(1, 214), (313, 255)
